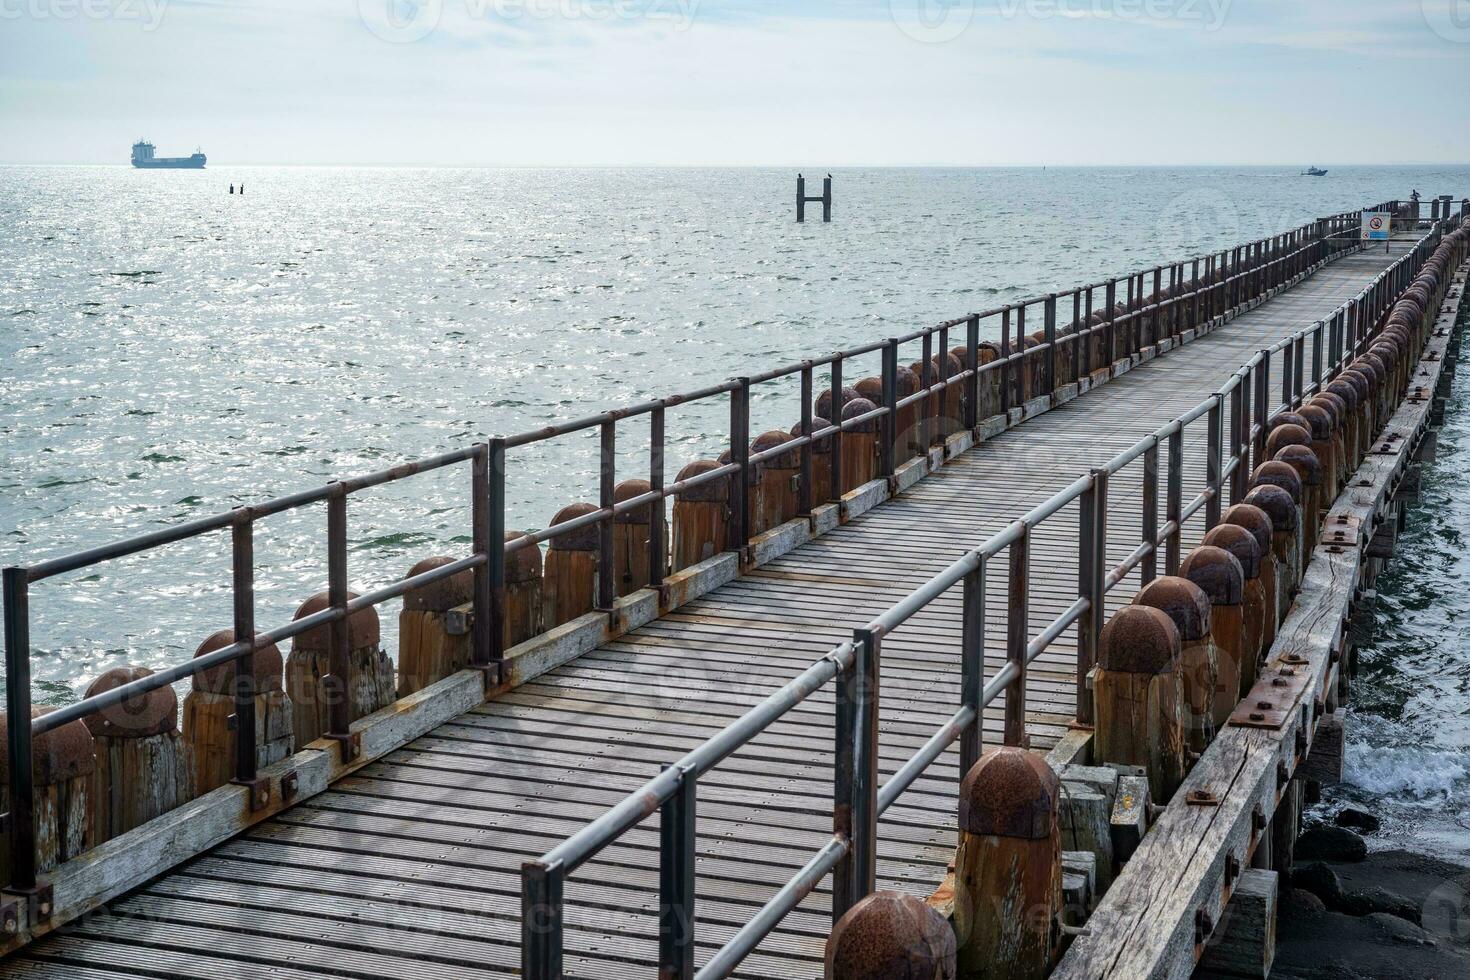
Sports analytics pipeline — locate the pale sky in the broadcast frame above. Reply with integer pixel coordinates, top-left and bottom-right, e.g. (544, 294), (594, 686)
(4, 0), (1469, 165)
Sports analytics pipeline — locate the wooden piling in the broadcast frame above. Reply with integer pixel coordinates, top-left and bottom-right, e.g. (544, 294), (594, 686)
(671, 460), (729, 571)
(396, 557), (475, 698)
(503, 531), (545, 648)
(286, 595), (394, 747)
(1133, 577), (1217, 755)
(83, 666), (193, 845)
(825, 890), (957, 980)
(182, 630), (292, 795)
(954, 746), (1062, 979)
(1178, 546), (1247, 735)
(612, 479), (656, 596)
(0, 708), (94, 881)
(839, 397), (880, 491)
(1275, 445), (1324, 548)
(1093, 606), (1188, 804)
(1245, 483), (1301, 618)
(790, 417), (835, 505)
(1308, 392), (1351, 490)
(750, 431), (800, 535)
(1296, 404), (1338, 502)
(543, 502), (601, 626)
(975, 342), (1003, 423)
(1196, 869), (1278, 979)
(893, 366), (923, 458)
(1201, 524), (1266, 697)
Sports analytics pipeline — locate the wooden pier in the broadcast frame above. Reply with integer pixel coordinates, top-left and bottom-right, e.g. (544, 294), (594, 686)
(3, 200), (1467, 979)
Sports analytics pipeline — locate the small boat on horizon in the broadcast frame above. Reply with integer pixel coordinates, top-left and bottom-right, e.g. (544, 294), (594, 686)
(1301, 166), (1328, 177)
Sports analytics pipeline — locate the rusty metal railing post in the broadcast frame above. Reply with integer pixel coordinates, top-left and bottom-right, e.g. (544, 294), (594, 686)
(1311, 324), (1324, 392)
(597, 421), (617, 610)
(1232, 373), (1249, 505)
(1253, 352), (1271, 471)
(1044, 294), (1058, 395)
(484, 438), (507, 664)
(3, 565), (36, 895)
(521, 859), (565, 980)
(1076, 469), (1106, 729)
(920, 330), (935, 447)
(1143, 441), (1159, 585)
(827, 363), (843, 503)
(649, 407), (667, 591)
(1104, 280), (1117, 365)
(1281, 343), (1295, 410)
(960, 563), (986, 780)
(658, 762), (696, 980)
(834, 628), (878, 922)
(965, 315), (980, 431)
(880, 340), (898, 480)
(732, 381), (753, 539)
(798, 363), (814, 517)
(1166, 429), (1183, 575)
(1080, 287), (1093, 379)
(325, 484), (352, 747)
(230, 510), (258, 785)
(1004, 529), (1029, 748)
(1206, 395), (1223, 531)
(1000, 307), (1013, 415)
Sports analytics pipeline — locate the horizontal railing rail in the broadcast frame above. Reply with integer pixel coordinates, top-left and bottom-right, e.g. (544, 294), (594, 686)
(518, 209), (1463, 980)
(0, 194), (1436, 916)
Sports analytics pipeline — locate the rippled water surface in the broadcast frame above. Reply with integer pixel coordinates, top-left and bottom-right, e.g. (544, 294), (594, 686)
(4, 164), (1468, 705)
(1328, 297), (1470, 862)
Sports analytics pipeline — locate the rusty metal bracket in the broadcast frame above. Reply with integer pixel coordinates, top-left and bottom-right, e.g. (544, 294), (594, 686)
(1320, 514), (1365, 549)
(1230, 662), (1312, 729)
(325, 731), (362, 764)
(280, 770), (301, 804)
(0, 894), (18, 936)
(1185, 789), (1220, 807)
(231, 775), (272, 813)
(0, 881), (53, 931)
(471, 661), (505, 694)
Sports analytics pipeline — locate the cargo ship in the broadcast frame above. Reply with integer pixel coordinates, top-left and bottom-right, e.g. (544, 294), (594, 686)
(131, 140), (206, 169)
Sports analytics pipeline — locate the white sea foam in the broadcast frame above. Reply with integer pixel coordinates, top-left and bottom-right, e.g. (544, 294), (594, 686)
(1343, 714), (1470, 803)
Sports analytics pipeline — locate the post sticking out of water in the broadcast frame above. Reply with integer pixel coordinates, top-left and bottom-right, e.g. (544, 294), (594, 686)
(796, 173), (832, 223)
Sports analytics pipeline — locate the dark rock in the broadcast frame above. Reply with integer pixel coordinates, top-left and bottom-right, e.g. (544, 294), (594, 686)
(1361, 912), (1436, 946)
(1286, 887), (1327, 914)
(1294, 861), (1344, 906)
(1334, 807), (1381, 834)
(1340, 886), (1422, 926)
(1296, 825), (1369, 862)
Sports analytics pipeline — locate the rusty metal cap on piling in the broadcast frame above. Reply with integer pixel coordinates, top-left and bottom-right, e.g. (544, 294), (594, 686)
(1275, 445), (1322, 488)
(192, 629), (285, 694)
(853, 377), (884, 404)
(976, 341), (1002, 365)
(894, 365), (920, 398)
(1251, 461), (1303, 504)
(1264, 423), (1312, 458)
(1099, 606), (1180, 675)
(403, 556), (475, 612)
(1339, 369), (1372, 402)
(816, 387), (861, 422)
(948, 345), (973, 370)
(1134, 576), (1213, 641)
(841, 397), (880, 434)
(546, 502), (602, 552)
(1244, 485), (1298, 533)
(1309, 392), (1346, 426)
(957, 745), (1059, 840)
(753, 429), (798, 471)
(0, 707), (95, 786)
(504, 531), (543, 584)
(1296, 404), (1333, 441)
(1179, 546), (1245, 606)
(675, 460), (729, 503)
(1324, 379), (1359, 411)
(1202, 524), (1262, 580)
(791, 417), (834, 454)
(1269, 412), (1310, 434)
(824, 890), (957, 980)
(613, 479), (654, 525)
(82, 666), (178, 738)
(292, 591), (382, 651)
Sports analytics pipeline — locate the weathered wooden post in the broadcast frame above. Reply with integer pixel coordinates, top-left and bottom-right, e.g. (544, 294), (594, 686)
(183, 631), (292, 795)
(1133, 577), (1217, 754)
(84, 666), (193, 844)
(1309, 392), (1351, 490)
(1247, 476), (1302, 612)
(1201, 524), (1266, 696)
(790, 417), (835, 505)
(1296, 403), (1338, 502)
(974, 342), (1003, 424)
(396, 556), (474, 697)
(612, 479), (655, 596)
(953, 746), (1062, 979)
(1324, 378), (1363, 468)
(839, 398), (880, 491)
(891, 366), (923, 458)
(543, 502), (600, 626)
(502, 532), (544, 648)
(286, 595), (394, 747)
(671, 460), (729, 571)
(1178, 546), (1247, 734)
(825, 890), (957, 979)
(751, 431), (800, 534)
(0, 708), (94, 881)
(1093, 606), (1188, 804)
(1275, 445), (1324, 549)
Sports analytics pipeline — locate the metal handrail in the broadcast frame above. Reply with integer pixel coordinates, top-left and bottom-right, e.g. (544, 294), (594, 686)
(0, 196), (1430, 905)
(517, 210), (1460, 980)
